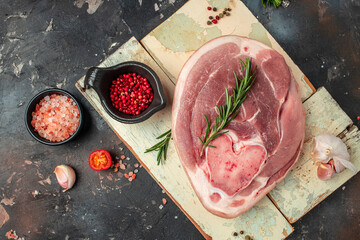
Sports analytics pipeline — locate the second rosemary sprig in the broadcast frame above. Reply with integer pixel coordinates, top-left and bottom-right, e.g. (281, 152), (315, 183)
(262, 0), (283, 8)
(145, 129), (171, 165)
(199, 58), (257, 157)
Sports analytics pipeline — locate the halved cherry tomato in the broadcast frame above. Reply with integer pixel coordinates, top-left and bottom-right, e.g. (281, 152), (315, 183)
(89, 150), (112, 171)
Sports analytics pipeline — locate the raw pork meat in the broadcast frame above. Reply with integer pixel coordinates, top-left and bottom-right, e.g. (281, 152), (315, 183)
(172, 35), (305, 218)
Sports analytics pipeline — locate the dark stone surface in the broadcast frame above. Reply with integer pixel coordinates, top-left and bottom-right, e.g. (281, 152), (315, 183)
(0, 0), (359, 239)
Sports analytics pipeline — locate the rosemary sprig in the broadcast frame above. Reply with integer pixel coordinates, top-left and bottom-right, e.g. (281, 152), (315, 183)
(199, 58), (257, 157)
(262, 0), (282, 8)
(145, 129), (171, 165)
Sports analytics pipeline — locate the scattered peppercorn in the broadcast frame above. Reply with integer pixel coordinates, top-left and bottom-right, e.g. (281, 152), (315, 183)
(233, 232), (238, 236)
(207, 6), (212, 10)
(206, 6), (233, 25)
(240, 230), (244, 234)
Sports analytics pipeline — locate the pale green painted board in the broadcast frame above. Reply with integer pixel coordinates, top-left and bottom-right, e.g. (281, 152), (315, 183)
(76, 37), (293, 240)
(141, 0), (315, 101)
(269, 87), (359, 223)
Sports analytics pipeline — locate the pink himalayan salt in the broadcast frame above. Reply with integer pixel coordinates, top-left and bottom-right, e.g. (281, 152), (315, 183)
(31, 94), (80, 142)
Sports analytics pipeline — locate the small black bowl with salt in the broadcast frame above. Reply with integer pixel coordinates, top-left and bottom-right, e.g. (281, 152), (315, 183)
(25, 88), (84, 146)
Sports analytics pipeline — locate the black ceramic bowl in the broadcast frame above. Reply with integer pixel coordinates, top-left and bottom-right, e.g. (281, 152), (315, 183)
(25, 88), (84, 146)
(83, 61), (166, 124)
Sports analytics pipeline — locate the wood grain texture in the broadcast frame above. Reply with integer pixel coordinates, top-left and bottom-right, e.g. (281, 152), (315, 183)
(141, 0), (315, 101)
(268, 87), (359, 223)
(76, 37), (293, 240)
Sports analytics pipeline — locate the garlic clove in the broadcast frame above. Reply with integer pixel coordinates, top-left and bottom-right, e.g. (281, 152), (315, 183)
(54, 165), (76, 192)
(317, 162), (336, 181)
(333, 156), (357, 173)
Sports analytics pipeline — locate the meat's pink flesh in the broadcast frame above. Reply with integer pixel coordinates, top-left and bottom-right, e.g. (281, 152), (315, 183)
(172, 36), (305, 218)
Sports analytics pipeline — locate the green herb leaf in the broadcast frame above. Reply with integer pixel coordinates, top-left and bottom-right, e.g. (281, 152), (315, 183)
(145, 129), (172, 165)
(199, 58), (257, 157)
(262, 0), (282, 8)
(156, 129), (171, 139)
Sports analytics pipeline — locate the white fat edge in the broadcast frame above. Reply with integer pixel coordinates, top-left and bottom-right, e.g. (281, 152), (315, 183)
(189, 165), (241, 214)
(278, 110), (284, 145)
(276, 103), (284, 147)
(213, 105), (218, 114)
(246, 108), (260, 122)
(188, 166), (213, 204)
(180, 35), (266, 84)
(248, 175), (271, 196)
(178, 36), (240, 81)
(240, 104), (246, 119)
(278, 75), (297, 145)
(281, 75), (296, 139)
(269, 79), (277, 96)
(172, 75), (185, 129)
(235, 37), (272, 60)
(189, 150), (271, 216)
(191, 164), (269, 215)
(232, 141), (265, 154)
(231, 131), (264, 152)
(226, 129), (239, 143)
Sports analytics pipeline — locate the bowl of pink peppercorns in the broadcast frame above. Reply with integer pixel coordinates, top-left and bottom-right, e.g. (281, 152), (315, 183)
(83, 61), (167, 124)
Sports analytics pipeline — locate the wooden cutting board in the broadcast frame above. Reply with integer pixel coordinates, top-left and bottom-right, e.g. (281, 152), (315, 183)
(140, 0), (360, 226)
(76, 0), (360, 239)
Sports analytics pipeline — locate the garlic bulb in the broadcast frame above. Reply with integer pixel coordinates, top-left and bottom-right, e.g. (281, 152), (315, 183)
(54, 165), (76, 191)
(311, 133), (357, 180)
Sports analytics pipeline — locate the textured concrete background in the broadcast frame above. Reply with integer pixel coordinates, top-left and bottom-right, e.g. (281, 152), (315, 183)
(0, 0), (359, 239)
